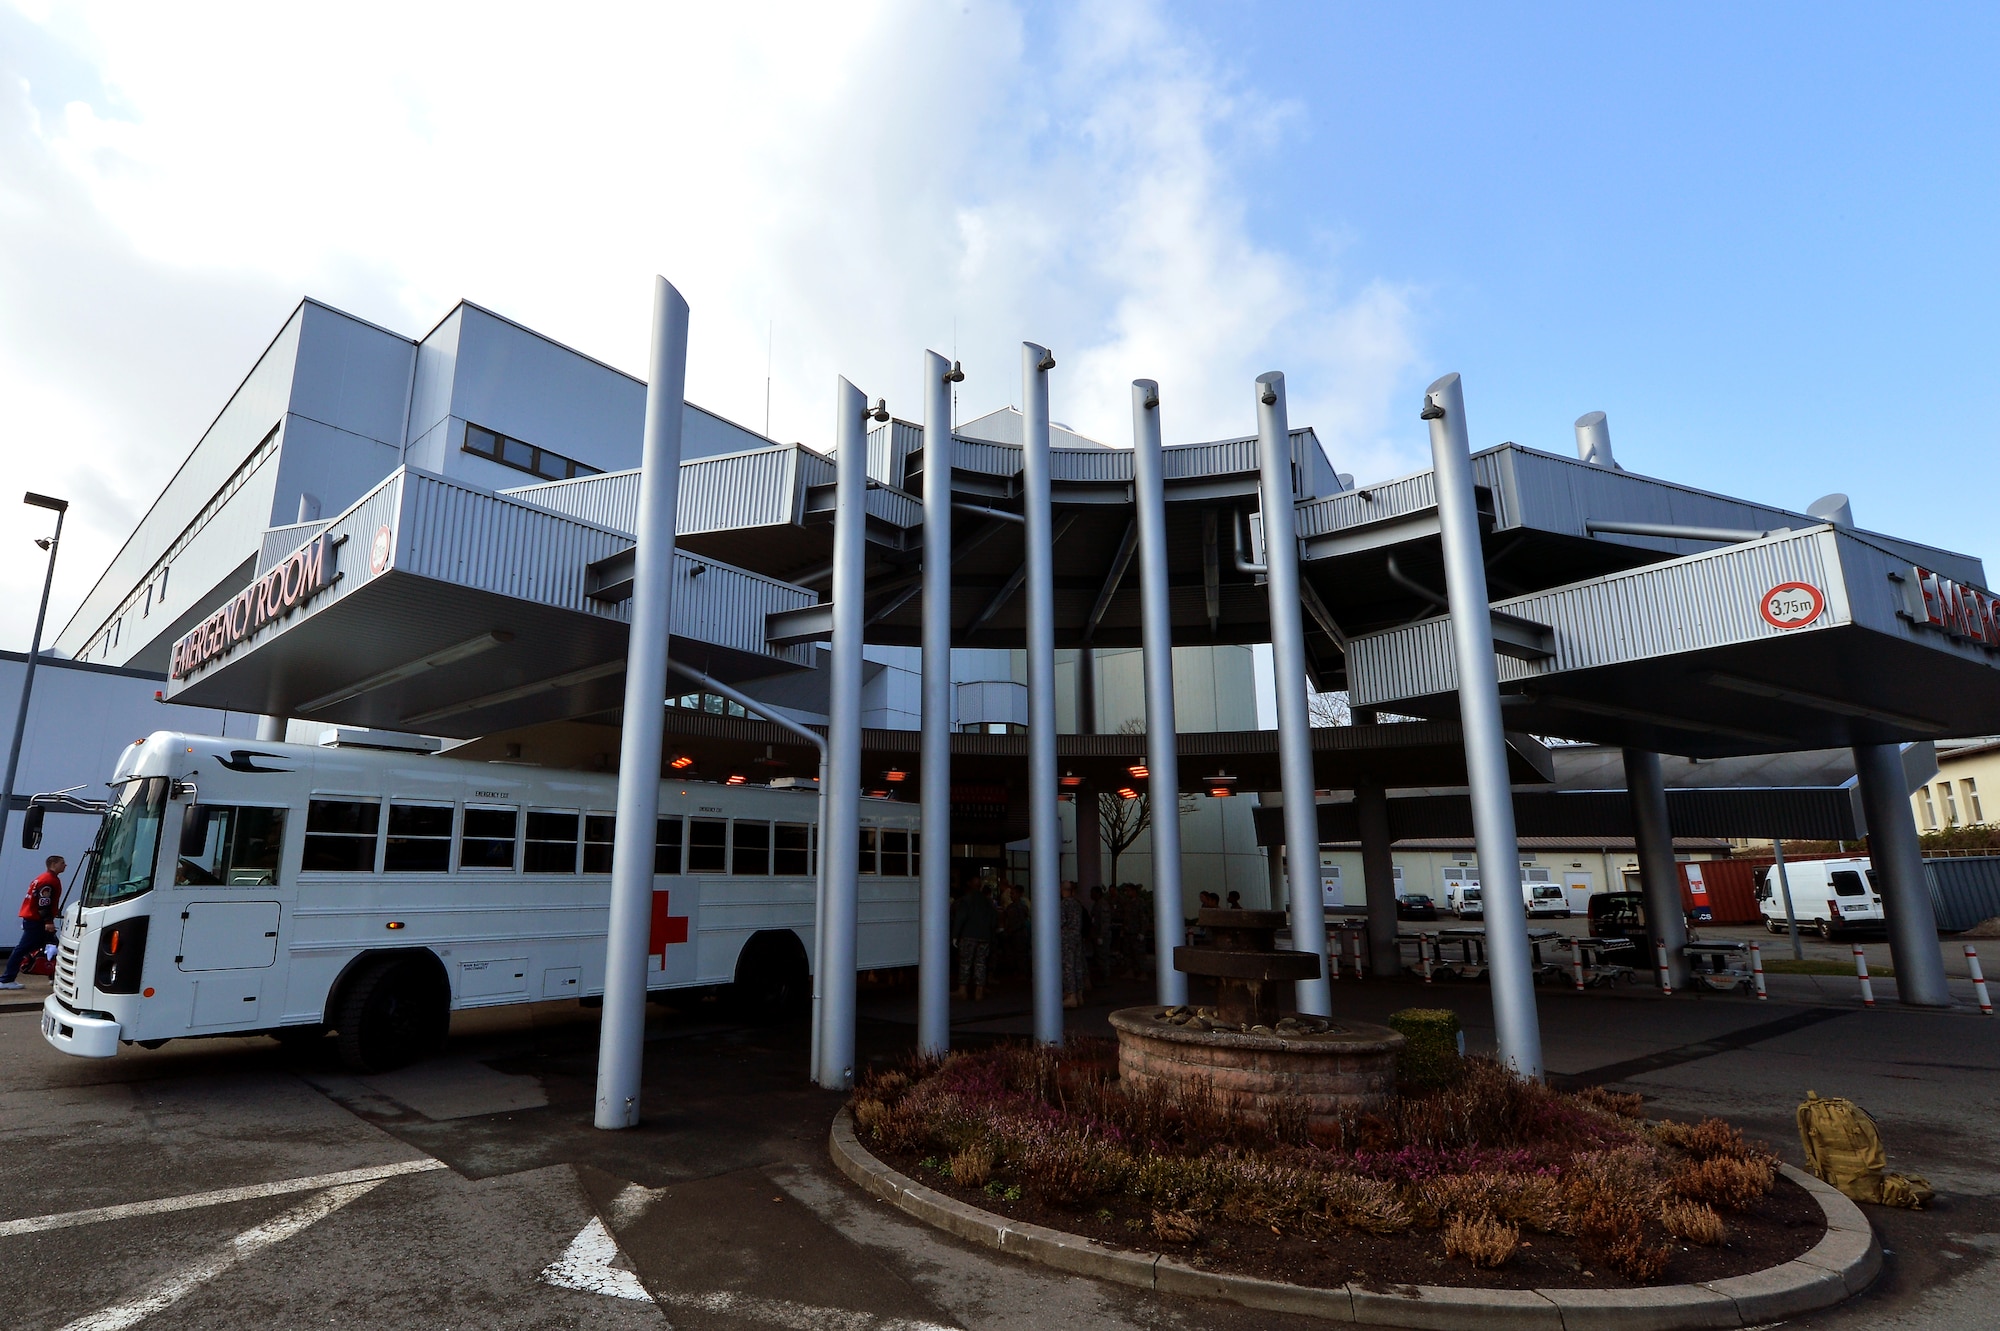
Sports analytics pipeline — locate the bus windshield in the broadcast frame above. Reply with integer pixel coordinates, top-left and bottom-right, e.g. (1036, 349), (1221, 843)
(84, 778), (170, 907)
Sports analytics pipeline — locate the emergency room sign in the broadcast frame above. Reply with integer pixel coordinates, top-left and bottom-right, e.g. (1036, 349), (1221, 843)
(1760, 581), (1824, 630)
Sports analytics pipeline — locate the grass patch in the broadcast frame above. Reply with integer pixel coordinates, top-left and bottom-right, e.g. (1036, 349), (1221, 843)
(1762, 958), (1894, 976)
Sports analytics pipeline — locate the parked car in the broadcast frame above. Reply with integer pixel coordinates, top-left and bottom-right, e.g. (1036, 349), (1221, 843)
(1526, 882), (1573, 918)
(1587, 891), (1698, 956)
(1397, 893), (1439, 921)
(1754, 858), (1886, 938)
(1448, 884), (1484, 919)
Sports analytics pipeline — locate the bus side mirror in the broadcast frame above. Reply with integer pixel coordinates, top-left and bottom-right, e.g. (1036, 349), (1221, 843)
(20, 806), (42, 850)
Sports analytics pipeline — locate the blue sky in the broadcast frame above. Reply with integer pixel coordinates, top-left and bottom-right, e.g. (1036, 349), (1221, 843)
(1174, 1), (1998, 552)
(0, 1), (1993, 648)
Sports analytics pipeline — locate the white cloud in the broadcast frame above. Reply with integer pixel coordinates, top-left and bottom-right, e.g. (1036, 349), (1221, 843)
(0, 0), (1423, 651)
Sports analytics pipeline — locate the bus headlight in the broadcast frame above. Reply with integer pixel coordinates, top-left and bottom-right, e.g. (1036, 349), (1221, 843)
(95, 918), (150, 994)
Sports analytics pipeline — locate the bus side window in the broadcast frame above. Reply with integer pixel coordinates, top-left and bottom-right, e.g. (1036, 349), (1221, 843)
(461, 806), (519, 870)
(176, 805), (288, 887)
(303, 799), (381, 872)
(655, 817), (683, 874)
(733, 820), (771, 875)
(385, 803), (453, 873)
(858, 827), (878, 875)
(584, 815), (616, 874)
(880, 829), (909, 877)
(687, 818), (726, 874)
(525, 811), (581, 874)
(774, 823), (810, 876)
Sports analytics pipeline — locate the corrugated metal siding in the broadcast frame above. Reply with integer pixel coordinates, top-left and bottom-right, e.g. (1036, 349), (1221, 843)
(1164, 437), (1258, 480)
(867, 421), (922, 489)
(506, 471), (642, 534)
(672, 555), (816, 666)
(679, 448), (798, 532)
(1924, 856), (2000, 931)
(257, 520), (331, 574)
(1296, 469), (1439, 539)
(1349, 527), (1850, 705)
(399, 472), (633, 616)
(949, 437), (1019, 479)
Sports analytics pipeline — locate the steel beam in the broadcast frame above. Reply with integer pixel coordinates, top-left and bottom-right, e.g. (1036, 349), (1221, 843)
(919, 350), (955, 1056)
(595, 276), (689, 1129)
(1131, 379), (1188, 1007)
(1023, 342), (1063, 1044)
(1853, 741), (1951, 1006)
(1624, 747), (1690, 989)
(1423, 372), (1542, 1079)
(815, 376), (870, 1087)
(1256, 372), (1331, 1016)
(1357, 777), (1400, 977)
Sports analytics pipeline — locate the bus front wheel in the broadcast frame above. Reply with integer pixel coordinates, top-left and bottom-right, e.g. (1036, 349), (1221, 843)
(335, 956), (449, 1073)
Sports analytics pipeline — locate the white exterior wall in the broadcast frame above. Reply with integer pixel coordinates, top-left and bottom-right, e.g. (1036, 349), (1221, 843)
(0, 655), (259, 909)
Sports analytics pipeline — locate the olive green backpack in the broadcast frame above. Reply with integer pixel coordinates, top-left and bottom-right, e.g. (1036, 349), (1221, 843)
(1797, 1090), (1933, 1208)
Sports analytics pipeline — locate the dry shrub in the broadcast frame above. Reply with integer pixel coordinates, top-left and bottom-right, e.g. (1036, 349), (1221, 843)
(1575, 1086), (1644, 1120)
(1442, 1214), (1520, 1268)
(1670, 1155), (1774, 1211)
(853, 1098), (890, 1135)
(948, 1141), (994, 1189)
(1265, 1093), (1313, 1148)
(1017, 1131), (1132, 1207)
(1151, 1209), (1202, 1243)
(1320, 1172), (1413, 1234)
(1134, 1154), (1230, 1217)
(1416, 1171), (1563, 1232)
(1416, 1173), (1493, 1223)
(1653, 1116), (1762, 1161)
(1563, 1145), (1664, 1213)
(1572, 1196), (1672, 1282)
(1659, 1198), (1727, 1245)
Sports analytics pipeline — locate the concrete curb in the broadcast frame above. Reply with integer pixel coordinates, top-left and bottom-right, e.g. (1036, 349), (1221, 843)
(829, 1110), (1878, 1329)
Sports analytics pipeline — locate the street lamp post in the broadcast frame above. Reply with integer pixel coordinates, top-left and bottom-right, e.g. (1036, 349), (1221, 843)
(0, 493), (69, 853)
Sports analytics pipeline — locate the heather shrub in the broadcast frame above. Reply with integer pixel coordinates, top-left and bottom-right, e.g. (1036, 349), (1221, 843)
(1670, 1155), (1774, 1211)
(1152, 1209), (1202, 1243)
(1017, 1130), (1132, 1206)
(1659, 1198), (1727, 1245)
(1443, 1213), (1519, 1268)
(1652, 1116), (1768, 1163)
(949, 1141), (995, 1188)
(1320, 1172), (1414, 1234)
(1388, 1008), (1463, 1091)
(1575, 1086), (1644, 1120)
(1572, 1196), (1671, 1281)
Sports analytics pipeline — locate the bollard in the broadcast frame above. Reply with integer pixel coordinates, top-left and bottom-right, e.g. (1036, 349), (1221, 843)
(1422, 932), (1434, 983)
(1749, 940), (1768, 1000)
(1572, 947), (1585, 992)
(1328, 934), (1342, 982)
(1853, 945), (1875, 1008)
(1968, 946), (1993, 1015)
(1654, 938), (1674, 995)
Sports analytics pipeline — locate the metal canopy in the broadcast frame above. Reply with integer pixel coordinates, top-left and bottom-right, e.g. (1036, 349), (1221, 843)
(1348, 525), (2000, 758)
(165, 467), (815, 735)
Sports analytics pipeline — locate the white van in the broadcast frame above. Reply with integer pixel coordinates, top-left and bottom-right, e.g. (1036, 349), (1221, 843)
(1755, 857), (1886, 938)
(1525, 881), (1572, 919)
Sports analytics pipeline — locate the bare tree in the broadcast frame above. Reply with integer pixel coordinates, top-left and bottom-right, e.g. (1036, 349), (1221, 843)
(1100, 719), (1197, 882)
(1309, 689), (1351, 727)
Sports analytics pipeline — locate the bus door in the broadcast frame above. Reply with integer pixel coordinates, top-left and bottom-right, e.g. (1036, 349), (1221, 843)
(172, 803), (288, 1028)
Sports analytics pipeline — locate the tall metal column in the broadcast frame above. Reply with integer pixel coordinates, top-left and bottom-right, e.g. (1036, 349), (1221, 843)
(1255, 372), (1331, 1016)
(595, 276), (690, 1130)
(1075, 647), (1103, 895)
(1022, 342), (1063, 1044)
(816, 376), (870, 1086)
(1357, 777), (1400, 977)
(1130, 379), (1187, 1006)
(918, 350), (956, 1056)
(1772, 836), (1803, 960)
(1853, 742), (1951, 1006)
(255, 716), (287, 742)
(1624, 747), (1689, 989)
(1423, 372), (1542, 1079)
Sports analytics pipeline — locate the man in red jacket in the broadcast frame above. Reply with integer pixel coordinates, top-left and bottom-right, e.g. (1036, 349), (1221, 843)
(0, 855), (64, 989)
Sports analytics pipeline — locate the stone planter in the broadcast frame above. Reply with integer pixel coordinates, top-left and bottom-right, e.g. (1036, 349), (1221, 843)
(1109, 1005), (1403, 1127)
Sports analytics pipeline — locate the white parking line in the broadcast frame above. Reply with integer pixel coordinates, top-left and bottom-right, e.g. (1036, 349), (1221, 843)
(0, 1157), (446, 1238)
(656, 1288), (958, 1331)
(54, 1178), (385, 1331)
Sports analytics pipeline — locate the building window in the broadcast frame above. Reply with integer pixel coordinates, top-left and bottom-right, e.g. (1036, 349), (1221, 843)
(1965, 779), (1984, 825)
(1919, 787), (1938, 830)
(687, 818), (727, 874)
(774, 822), (810, 876)
(143, 586), (153, 618)
(655, 816), (684, 874)
(1940, 781), (1960, 827)
(462, 422), (602, 483)
(732, 820), (771, 875)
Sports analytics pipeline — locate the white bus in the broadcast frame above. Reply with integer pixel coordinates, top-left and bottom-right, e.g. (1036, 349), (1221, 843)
(38, 732), (919, 1071)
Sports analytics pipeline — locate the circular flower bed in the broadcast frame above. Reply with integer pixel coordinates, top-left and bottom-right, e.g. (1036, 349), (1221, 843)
(848, 1037), (1826, 1290)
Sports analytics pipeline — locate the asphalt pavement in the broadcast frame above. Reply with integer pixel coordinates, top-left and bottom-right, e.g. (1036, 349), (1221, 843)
(1, 952), (1995, 1330)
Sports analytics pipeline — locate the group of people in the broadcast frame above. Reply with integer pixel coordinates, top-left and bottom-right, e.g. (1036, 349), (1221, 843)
(949, 875), (1156, 1006)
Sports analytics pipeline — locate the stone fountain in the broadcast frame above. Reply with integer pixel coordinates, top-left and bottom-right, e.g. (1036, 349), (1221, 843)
(1110, 908), (1403, 1128)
